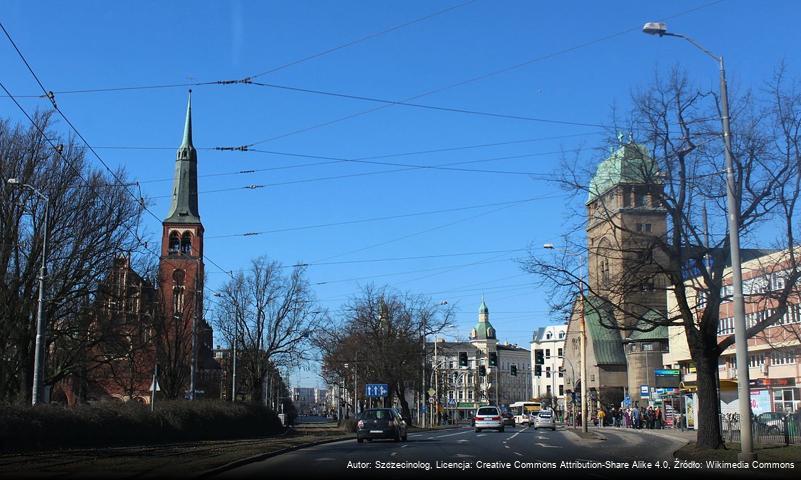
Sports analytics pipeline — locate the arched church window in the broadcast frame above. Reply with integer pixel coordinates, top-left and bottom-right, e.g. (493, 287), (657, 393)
(168, 232), (180, 254)
(181, 232), (192, 255)
(173, 286), (185, 315)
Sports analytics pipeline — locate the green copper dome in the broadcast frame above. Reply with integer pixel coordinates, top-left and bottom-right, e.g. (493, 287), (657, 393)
(471, 297), (496, 340)
(165, 92), (201, 224)
(587, 141), (659, 204)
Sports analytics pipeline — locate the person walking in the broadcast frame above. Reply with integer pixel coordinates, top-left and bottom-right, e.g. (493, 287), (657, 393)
(632, 406), (640, 429)
(598, 408), (606, 428)
(655, 406), (663, 429)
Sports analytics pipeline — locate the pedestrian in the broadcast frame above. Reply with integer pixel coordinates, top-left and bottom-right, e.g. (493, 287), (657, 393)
(598, 408), (606, 428)
(632, 406), (640, 429)
(623, 408), (630, 428)
(655, 406), (663, 429)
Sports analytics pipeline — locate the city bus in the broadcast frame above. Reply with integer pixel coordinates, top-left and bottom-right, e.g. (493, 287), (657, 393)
(509, 401), (542, 425)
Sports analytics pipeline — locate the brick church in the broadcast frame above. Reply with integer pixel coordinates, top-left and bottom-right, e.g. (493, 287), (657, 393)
(55, 93), (219, 404)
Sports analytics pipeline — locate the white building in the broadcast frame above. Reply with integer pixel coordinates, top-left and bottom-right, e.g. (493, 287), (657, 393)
(530, 325), (567, 409)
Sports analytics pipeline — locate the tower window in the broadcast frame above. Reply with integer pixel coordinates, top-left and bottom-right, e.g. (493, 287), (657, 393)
(168, 232), (180, 254)
(181, 232), (192, 255)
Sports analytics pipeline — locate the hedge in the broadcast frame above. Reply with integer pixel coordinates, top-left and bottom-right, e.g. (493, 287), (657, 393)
(0, 400), (283, 452)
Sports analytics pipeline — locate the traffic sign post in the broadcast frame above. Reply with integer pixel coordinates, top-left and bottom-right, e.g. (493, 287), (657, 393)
(365, 384), (389, 398)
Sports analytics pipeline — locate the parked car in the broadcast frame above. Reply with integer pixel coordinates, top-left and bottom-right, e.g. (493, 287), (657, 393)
(532, 409), (556, 431)
(474, 406), (504, 433)
(755, 412), (785, 435)
(356, 408), (408, 443)
(501, 412), (516, 426)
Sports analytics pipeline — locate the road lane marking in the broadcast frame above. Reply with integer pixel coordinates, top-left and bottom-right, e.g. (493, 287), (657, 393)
(508, 426), (529, 440)
(505, 445), (510, 449)
(514, 452), (524, 457)
(401, 444), (408, 448)
(391, 452), (397, 457)
(535, 442), (559, 448)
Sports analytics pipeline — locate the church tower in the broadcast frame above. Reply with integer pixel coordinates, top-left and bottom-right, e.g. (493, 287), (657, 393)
(158, 92), (214, 397)
(585, 136), (668, 403)
(469, 296), (497, 355)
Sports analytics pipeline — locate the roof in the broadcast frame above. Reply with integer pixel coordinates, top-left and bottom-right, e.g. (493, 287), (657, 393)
(165, 92), (201, 224)
(531, 324), (567, 343)
(587, 141), (659, 204)
(583, 295), (627, 365)
(626, 310), (668, 342)
(497, 344), (530, 352)
(471, 298), (496, 340)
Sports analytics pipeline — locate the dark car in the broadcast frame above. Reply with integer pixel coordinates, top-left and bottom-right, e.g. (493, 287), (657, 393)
(356, 408), (408, 443)
(501, 412), (516, 427)
(756, 412), (786, 435)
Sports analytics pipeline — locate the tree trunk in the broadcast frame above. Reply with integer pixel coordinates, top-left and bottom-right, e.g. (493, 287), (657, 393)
(396, 381), (413, 424)
(695, 351), (724, 449)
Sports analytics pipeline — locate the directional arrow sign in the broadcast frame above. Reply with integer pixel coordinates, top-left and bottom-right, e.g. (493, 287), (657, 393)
(365, 383), (389, 397)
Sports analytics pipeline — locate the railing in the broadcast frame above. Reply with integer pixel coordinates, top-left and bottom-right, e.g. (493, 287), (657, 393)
(719, 412), (801, 445)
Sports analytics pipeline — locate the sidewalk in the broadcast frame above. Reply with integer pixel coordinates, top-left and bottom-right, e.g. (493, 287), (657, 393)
(586, 424), (697, 442)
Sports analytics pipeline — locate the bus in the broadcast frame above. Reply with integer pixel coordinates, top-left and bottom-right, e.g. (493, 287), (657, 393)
(509, 401), (542, 425)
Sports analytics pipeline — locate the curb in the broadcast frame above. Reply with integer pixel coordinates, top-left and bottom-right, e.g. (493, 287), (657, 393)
(198, 435), (354, 478)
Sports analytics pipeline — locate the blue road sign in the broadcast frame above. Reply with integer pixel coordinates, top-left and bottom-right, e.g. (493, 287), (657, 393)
(640, 385), (650, 398)
(365, 383), (389, 397)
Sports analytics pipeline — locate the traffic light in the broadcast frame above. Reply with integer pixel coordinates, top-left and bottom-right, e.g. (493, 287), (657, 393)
(488, 352), (497, 367)
(458, 352), (468, 368)
(534, 365), (542, 377)
(510, 365), (518, 376)
(479, 365), (487, 376)
(535, 349), (544, 365)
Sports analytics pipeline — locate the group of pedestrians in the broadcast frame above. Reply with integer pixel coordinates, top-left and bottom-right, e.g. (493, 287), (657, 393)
(595, 405), (668, 429)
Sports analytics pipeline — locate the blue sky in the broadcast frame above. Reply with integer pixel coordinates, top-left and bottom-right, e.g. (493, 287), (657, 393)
(2, 1), (800, 388)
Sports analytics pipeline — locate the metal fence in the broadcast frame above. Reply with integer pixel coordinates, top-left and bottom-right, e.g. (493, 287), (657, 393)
(719, 412), (801, 445)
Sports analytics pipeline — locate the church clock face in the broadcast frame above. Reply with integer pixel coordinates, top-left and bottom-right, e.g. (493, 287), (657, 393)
(172, 269), (186, 285)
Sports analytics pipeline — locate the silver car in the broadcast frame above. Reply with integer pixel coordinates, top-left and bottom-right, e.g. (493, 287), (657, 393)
(474, 406), (504, 432)
(532, 409), (556, 431)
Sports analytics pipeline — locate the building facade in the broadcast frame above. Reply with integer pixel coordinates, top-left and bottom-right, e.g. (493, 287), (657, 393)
(530, 325), (567, 407)
(664, 249), (801, 417)
(424, 298), (531, 420)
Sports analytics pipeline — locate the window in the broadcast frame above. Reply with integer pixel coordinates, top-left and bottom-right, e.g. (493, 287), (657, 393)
(773, 388), (799, 413)
(559, 385), (564, 396)
(181, 232), (192, 255)
(559, 331), (565, 339)
(546, 333), (552, 339)
(748, 353), (765, 368)
(636, 191), (647, 207)
(771, 349), (797, 365)
(558, 348), (563, 358)
(546, 367), (551, 378)
(168, 232), (180, 254)
(642, 343), (654, 351)
(545, 349), (551, 359)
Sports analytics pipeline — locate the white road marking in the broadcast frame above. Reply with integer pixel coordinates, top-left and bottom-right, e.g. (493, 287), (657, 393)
(435, 430), (473, 438)
(401, 444), (409, 448)
(508, 427), (529, 440)
(391, 452), (397, 457)
(505, 445), (510, 449)
(535, 442), (559, 448)
(476, 434), (486, 437)
(514, 452), (524, 457)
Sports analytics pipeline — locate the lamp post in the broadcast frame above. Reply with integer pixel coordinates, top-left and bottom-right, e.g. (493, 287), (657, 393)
(7, 178), (49, 406)
(544, 243), (588, 432)
(642, 22), (753, 461)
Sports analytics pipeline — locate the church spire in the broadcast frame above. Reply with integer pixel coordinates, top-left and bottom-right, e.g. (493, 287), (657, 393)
(165, 90), (201, 224)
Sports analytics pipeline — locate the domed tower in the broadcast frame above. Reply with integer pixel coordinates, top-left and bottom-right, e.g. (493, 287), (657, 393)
(470, 296), (497, 355)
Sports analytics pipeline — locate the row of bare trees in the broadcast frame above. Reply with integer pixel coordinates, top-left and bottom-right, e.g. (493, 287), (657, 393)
(524, 65), (801, 449)
(212, 257), (325, 405)
(315, 285), (454, 423)
(0, 112), (147, 404)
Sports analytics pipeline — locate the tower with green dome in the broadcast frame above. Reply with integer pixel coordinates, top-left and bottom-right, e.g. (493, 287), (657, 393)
(470, 296), (497, 355)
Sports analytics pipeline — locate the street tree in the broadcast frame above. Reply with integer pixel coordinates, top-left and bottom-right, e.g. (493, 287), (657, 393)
(523, 67), (801, 449)
(0, 113), (145, 404)
(317, 285), (454, 423)
(213, 257), (324, 404)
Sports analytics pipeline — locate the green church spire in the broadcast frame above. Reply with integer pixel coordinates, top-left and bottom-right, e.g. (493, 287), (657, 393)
(165, 91), (201, 224)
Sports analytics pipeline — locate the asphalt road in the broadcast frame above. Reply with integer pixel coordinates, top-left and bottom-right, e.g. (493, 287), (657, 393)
(217, 424), (692, 479)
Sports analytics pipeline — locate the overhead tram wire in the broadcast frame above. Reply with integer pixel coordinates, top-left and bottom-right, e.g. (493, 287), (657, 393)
(240, 0), (726, 148)
(0, 23), (234, 280)
(204, 196), (554, 239)
(2, 0), (477, 98)
(204, 247), (528, 275)
(310, 192), (563, 264)
(0, 80), (205, 284)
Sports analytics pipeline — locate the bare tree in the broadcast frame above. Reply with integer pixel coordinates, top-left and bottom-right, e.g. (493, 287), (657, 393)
(213, 257), (324, 404)
(0, 113), (145, 404)
(317, 285), (454, 423)
(523, 66), (801, 449)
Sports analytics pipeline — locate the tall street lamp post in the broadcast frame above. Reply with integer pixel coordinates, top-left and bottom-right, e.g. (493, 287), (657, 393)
(642, 22), (753, 461)
(544, 243), (588, 432)
(7, 178), (49, 406)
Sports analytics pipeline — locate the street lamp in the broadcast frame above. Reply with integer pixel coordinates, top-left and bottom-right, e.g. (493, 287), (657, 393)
(7, 178), (49, 406)
(544, 243), (588, 432)
(642, 22), (753, 461)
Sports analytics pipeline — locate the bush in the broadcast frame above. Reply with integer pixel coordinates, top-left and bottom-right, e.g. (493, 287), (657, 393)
(0, 401), (283, 452)
(341, 418), (358, 433)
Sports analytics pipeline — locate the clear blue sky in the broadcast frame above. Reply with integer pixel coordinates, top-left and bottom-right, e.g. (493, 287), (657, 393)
(2, 1), (799, 388)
